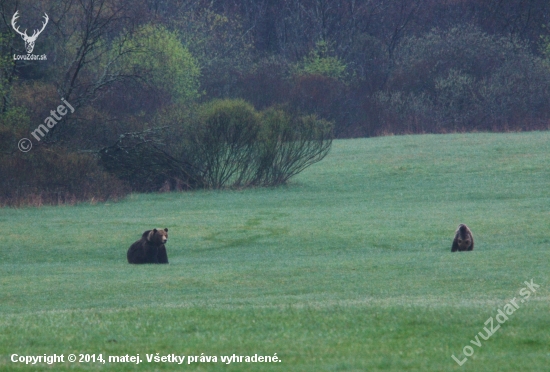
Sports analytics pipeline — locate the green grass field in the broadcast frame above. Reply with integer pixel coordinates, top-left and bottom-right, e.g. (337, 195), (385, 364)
(1, 132), (549, 371)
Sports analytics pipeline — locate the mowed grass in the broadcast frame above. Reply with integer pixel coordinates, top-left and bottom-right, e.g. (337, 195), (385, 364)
(1, 132), (549, 371)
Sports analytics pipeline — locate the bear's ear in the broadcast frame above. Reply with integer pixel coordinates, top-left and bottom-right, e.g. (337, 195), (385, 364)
(164, 228), (168, 232)
(153, 228), (158, 233)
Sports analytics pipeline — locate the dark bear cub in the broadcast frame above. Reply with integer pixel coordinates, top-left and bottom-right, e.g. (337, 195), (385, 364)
(451, 224), (474, 252)
(127, 228), (169, 264)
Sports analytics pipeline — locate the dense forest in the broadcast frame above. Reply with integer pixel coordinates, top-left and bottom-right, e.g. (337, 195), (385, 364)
(1, 0), (550, 205)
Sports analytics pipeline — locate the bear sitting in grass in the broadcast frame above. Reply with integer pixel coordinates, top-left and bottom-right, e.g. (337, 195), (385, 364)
(451, 224), (474, 252)
(127, 228), (169, 264)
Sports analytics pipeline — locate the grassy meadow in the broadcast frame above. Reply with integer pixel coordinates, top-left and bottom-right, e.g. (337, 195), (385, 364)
(1, 132), (549, 371)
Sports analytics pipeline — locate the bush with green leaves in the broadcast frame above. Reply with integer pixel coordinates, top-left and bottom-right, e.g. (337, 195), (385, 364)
(187, 99), (261, 188)
(185, 99), (333, 189)
(99, 99), (333, 191)
(293, 41), (348, 81)
(116, 25), (200, 105)
(255, 108), (333, 186)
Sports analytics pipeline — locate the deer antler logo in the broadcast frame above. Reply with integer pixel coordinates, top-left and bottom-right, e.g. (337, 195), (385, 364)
(11, 11), (49, 54)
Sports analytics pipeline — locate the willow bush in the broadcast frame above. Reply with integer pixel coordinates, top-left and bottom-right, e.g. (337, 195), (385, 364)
(99, 99), (333, 191)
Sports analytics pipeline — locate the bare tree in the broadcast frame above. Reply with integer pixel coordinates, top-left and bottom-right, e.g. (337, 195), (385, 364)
(49, 0), (146, 107)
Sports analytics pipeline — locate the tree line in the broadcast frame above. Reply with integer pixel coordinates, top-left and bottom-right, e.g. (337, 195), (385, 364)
(1, 0), (550, 205)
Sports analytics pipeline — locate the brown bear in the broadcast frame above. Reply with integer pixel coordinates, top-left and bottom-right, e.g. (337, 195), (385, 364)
(127, 228), (169, 264)
(451, 224), (474, 252)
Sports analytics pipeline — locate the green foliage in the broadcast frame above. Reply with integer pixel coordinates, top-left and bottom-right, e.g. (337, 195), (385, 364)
(379, 25), (550, 132)
(173, 9), (254, 96)
(177, 10), (253, 71)
(294, 40), (347, 80)
(191, 99), (261, 188)
(256, 108), (333, 185)
(99, 99), (333, 191)
(0, 32), (15, 112)
(119, 25), (201, 104)
(183, 99), (333, 189)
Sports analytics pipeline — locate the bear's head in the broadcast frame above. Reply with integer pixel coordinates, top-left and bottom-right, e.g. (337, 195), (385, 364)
(456, 224), (472, 250)
(147, 228), (168, 245)
(457, 236), (471, 250)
